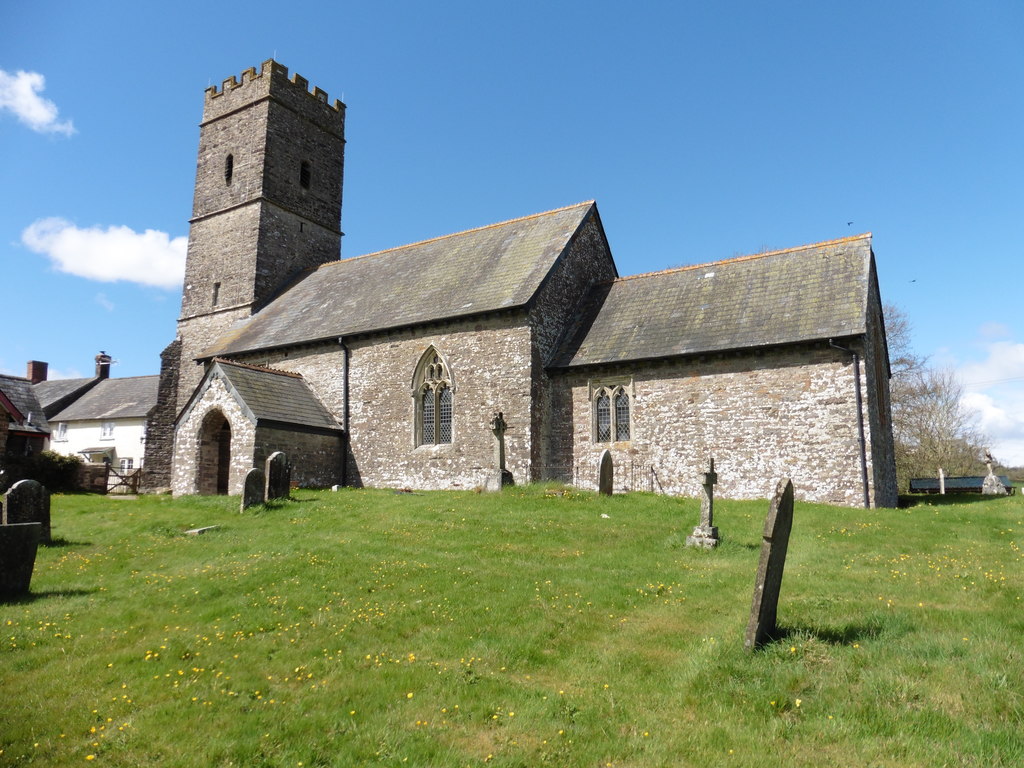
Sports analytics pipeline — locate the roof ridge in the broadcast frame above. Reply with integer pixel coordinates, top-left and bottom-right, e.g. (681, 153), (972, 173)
(212, 357), (303, 378)
(613, 232), (873, 284)
(323, 200), (596, 268)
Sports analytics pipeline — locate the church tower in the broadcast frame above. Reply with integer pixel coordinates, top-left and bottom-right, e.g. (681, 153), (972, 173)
(143, 61), (345, 491)
(176, 59), (346, 405)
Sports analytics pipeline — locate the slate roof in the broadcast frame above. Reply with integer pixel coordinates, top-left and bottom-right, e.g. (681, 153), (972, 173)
(34, 377), (100, 418)
(50, 376), (159, 422)
(201, 360), (340, 431)
(202, 201), (599, 357)
(553, 234), (874, 368)
(0, 374), (49, 435)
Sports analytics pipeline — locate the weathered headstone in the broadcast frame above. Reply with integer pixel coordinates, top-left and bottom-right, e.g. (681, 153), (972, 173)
(3, 479), (51, 544)
(598, 449), (613, 495)
(938, 467), (945, 495)
(744, 478), (795, 651)
(484, 411), (514, 491)
(265, 452), (291, 500)
(241, 467), (266, 512)
(0, 522), (43, 598)
(686, 458), (720, 549)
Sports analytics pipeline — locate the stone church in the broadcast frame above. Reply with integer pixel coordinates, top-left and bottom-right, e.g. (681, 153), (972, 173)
(143, 60), (897, 508)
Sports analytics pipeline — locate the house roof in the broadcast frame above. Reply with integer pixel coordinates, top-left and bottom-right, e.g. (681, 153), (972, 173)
(50, 376), (159, 422)
(34, 377), (100, 417)
(202, 201), (599, 358)
(552, 234), (874, 368)
(190, 360), (340, 431)
(0, 374), (49, 435)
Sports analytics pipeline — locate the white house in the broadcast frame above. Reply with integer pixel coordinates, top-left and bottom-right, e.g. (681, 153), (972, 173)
(48, 376), (159, 471)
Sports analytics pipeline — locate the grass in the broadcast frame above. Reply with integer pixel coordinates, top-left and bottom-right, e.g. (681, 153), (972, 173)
(2, 486), (1023, 767)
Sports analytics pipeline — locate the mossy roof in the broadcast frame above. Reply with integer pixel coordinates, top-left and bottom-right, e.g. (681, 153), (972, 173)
(201, 360), (340, 431)
(50, 377), (158, 421)
(552, 234), (874, 368)
(202, 201), (597, 358)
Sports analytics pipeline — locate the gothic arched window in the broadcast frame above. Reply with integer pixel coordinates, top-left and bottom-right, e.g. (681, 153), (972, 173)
(414, 348), (453, 446)
(592, 382), (632, 443)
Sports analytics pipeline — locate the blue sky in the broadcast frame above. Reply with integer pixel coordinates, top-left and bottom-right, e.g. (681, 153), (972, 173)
(2, 1), (1023, 463)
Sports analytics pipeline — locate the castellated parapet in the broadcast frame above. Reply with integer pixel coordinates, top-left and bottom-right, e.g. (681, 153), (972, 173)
(201, 59), (345, 134)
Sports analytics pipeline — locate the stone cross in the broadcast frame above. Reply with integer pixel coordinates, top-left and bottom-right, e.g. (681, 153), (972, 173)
(744, 478), (795, 651)
(686, 458), (720, 549)
(598, 449), (613, 496)
(491, 412), (507, 471)
(484, 412), (514, 491)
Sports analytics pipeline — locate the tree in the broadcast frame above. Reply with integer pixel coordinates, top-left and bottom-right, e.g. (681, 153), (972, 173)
(885, 304), (988, 491)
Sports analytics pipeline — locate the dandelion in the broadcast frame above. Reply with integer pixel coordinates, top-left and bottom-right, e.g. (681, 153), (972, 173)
(795, 699), (802, 707)
(406, 692), (414, 699)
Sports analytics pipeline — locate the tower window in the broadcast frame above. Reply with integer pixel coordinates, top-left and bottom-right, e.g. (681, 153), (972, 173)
(300, 161), (311, 189)
(212, 282), (221, 306)
(225, 154), (234, 185)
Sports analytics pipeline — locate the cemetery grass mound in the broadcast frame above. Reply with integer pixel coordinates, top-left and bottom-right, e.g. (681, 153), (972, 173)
(2, 488), (1023, 767)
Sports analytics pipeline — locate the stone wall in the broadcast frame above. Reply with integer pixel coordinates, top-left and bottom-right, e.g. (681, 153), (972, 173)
(172, 376), (256, 496)
(245, 314), (534, 490)
(528, 213), (617, 474)
(862, 265), (899, 507)
(141, 338), (181, 492)
(253, 425), (343, 488)
(550, 342), (892, 506)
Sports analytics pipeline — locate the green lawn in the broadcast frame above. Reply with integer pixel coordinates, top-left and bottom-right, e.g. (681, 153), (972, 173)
(2, 487), (1023, 767)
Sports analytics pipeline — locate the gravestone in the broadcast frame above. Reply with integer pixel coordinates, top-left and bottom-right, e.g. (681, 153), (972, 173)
(241, 467), (266, 512)
(3, 479), (51, 544)
(484, 412), (514, 491)
(598, 449), (613, 495)
(744, 478), (795, 651)
(686, 458), (720, 549)
(265, 452), (291, 500)
(0, 522), (43, 598)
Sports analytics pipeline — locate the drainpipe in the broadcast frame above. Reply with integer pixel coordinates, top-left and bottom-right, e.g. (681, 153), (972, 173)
(830, 339), (871, 508)
(339, 337), (350, 487)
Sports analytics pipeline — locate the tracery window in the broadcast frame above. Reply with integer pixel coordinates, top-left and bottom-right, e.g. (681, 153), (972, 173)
(591, 382), (632, 443)
(414, 348), (453, 446)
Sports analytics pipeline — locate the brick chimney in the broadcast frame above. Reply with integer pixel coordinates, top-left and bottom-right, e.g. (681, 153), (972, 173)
(27, 360), (48, 384)
(95, 352), (112, 379)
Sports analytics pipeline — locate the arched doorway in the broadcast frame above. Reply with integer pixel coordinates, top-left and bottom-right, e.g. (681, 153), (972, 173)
(197, 410), (232, 495)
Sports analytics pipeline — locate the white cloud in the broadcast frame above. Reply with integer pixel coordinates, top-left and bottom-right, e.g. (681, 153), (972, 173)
(957, 339), (1024, 466)
(22, 217), (186, 289)
(0, 69), (75, 136)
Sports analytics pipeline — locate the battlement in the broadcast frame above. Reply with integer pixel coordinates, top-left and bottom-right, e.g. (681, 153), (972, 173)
(203, 59), (345, 115)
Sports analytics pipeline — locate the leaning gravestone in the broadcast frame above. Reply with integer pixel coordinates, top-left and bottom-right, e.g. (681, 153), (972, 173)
(3, 479), (51, 544)
(744, 478), (795, 651)
(241, 467), (267, 512)
(265, 452), (291, 501)
(598, 450), (613, 496)
(0, 522), (43, 598)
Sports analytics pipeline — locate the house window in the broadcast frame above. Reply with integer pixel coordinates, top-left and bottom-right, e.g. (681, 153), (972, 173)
(300, 160), (311, 189)
(100, 421), (115, 440)
(414, 347), (453, 446)
(55, 422), (68, 441)
(120, 458), (134, 471)
(591, 382), (632, 443)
